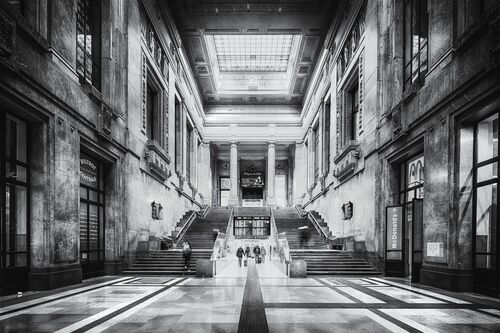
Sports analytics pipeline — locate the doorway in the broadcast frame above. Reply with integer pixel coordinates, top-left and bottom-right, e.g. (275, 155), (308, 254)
(79, 153), (105, 278)
(219, 176), (230, 206)
(465, 113), (499, 296)
(0, 112), (30, 294)
(400, 154), (424, 281)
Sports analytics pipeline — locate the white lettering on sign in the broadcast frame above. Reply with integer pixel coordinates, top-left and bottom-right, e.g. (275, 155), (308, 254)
(391, 208), (399, 249)
(80, 158), (96, 170)
(387, 206), (402, 252)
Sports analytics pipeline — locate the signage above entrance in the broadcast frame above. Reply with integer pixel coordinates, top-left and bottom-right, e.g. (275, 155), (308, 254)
(80, 155), (98, 187)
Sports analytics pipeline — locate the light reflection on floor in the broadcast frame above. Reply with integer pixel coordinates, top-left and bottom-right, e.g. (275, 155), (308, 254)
(0, 259), (499, 332)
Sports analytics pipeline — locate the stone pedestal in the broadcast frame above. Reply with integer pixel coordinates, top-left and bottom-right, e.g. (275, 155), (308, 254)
(196, 259), (214, 277)
(290, 260), (307, 278)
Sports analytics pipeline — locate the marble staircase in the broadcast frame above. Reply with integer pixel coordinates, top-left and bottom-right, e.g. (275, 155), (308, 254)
(121, 249), (212, 276)
(290, 250), (380, 276)
(176, 207), (231, 249)
(273, 207), (327, 249)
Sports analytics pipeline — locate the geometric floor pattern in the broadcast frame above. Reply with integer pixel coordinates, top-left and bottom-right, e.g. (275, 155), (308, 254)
(1, 263), (500, 332)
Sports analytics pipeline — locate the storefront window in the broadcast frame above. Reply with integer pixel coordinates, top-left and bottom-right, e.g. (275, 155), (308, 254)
(1, 114), (29, 269)
(79, 153), (105, 276)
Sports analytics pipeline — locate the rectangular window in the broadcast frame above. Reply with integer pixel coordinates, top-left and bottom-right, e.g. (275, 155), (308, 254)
(403, 0), (428, 90)
(186, 125), (193, 183)
(175, 98), (182, 172)
(76, 0), (101, 90)
(350, 84), (359, 141)
(146, 84), (156, 141)
(313, 124), (320, 181)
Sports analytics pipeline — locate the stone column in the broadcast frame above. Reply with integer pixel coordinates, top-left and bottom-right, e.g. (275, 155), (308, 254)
(201, 141), (212, 206)
(228, 141), (239, 206)
(267, 141), (276, 207)
(294, 141), (305, 205)
(307, 127), (314, 188)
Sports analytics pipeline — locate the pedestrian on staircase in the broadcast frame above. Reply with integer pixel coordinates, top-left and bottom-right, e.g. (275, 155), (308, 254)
(236, 246), (244, 267)
(299, 225), (310, 249)
(182, 241), (192, 271)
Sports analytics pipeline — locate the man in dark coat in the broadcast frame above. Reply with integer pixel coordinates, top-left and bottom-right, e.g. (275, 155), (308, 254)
(236, 246), (244, 267)
(253, 245), (261, 263)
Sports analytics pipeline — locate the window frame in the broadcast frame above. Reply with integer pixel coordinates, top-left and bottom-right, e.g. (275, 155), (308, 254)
(76, 0), (102, 91)
(403, 0), (428, 90)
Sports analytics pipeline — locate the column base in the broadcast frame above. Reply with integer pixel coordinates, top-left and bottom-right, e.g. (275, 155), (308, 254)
(29, 264), (82, 291)
(267, 196), (277, 207)
(228, 196), (239, 206)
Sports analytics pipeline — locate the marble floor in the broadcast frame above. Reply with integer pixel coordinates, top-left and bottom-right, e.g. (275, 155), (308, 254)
(1, 260), (500, 332)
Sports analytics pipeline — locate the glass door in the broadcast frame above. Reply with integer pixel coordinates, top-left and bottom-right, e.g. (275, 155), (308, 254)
(400, 154), (424, 280)
(79, 153), (105, 278)
(472, 113), (498, 296)
(219, 177), (230, 206)
(1, 112), (30, 294)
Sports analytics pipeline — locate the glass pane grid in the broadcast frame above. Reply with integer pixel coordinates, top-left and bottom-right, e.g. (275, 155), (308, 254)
(213, 35), (293, 72)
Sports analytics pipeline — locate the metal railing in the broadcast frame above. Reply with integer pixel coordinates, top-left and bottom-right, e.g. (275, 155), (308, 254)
(198, 205), (210, 218)
(173, 210), (197, 247)
(211, 231), (226, 260)
(277, 231), (291, 275)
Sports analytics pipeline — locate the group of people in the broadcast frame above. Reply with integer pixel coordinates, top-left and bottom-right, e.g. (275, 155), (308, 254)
(236, 243), (267, 267)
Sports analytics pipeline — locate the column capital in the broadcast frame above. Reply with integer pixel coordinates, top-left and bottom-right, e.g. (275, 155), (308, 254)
(267, 140), (276, 147)
(230, 141), (238, 148)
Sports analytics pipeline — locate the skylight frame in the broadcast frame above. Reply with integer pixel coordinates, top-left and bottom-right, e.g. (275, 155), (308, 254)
(212, 34), (295, 73)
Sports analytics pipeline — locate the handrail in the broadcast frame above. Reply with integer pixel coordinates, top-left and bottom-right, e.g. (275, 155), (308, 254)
(210, 231), (226, 260)
(277, 231), (291, 264)
(174, 210), (197, 246)
(198, 205), (210, 218)
(225, 207), (234, 236)
(307, 211), (331, 246)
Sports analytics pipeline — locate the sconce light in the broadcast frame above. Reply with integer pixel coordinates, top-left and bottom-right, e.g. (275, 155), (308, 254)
(341, 201), (353, 220)
(151, 201), (163, 220)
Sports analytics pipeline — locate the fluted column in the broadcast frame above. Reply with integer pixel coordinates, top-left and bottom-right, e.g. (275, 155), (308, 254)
(267, 141), (276, 207)
(228, 141), (239, 206)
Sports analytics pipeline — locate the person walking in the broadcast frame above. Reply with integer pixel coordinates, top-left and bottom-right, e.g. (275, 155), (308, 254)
(299, 225), (310, 249)
(260, 245), (266, 263)
(236, 245), (244, 267)
(245, 243), (251, 259)
(253, 244), (261, 264)
(182, 241), (192, 271)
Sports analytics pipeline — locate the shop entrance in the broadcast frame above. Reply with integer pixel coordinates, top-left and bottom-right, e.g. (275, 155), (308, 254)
(79, 153), (105, 278)
(461, 113), (499, 296)
(0, 112), (30, 295)
(386, 154), (424, 282)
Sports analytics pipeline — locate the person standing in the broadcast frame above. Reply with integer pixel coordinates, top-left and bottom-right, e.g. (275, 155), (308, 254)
(236, 246), (244, 267)
(182, 241), (192, 271)
(253, 244), (261, 263)
(260, 245), (266, 263)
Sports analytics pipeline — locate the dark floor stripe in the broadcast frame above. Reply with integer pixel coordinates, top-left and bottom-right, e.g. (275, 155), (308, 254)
(315, 278), (360, 303)
(73, 277), (187, 333)
(369, 309), (422, 333)
(238, 262), (269, 333)
(0, 276), (135, 316)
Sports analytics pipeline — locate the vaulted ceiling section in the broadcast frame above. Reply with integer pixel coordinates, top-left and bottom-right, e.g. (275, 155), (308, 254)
(168, 0), (337, 107)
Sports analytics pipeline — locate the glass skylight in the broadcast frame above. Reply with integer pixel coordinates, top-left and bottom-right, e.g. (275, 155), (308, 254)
(213, 35), (294, 72)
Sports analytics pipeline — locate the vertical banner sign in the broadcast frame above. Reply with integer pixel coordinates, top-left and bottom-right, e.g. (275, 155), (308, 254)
(386, 206), (402, 260)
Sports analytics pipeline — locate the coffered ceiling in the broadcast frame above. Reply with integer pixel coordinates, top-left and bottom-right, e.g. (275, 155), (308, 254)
(168, 0), (337, 107)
